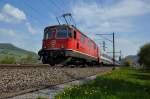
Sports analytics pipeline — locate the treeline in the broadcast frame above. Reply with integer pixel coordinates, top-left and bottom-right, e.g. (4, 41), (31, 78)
(123, 43), (150, 69)
(0, 54), (40, 64)
(138, 43), (150, 68)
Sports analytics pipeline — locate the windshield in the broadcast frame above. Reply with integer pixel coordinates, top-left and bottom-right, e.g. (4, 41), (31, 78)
(44, 31), (52, 39)
(56, 27), (68, 38)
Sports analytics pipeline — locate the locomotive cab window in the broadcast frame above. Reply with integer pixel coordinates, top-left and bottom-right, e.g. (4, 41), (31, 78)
(94, 44), (96, 49)
(88, 40), (93, 47)
(80, 35), (85, 43)
(57, 27), (68, 38)
(68, 29), (72, 38)
(44, 31), (52, 39)
(74, 31), (76, 39)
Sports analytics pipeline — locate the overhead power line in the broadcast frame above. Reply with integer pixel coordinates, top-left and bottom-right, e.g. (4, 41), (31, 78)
(96, 33), (116, 69)
(22, 0), (43, 16)
(49, 0), (65, 14)
(20, 0), (46, 25)
(59, 0), (68, 12)
(41, 0), (58, 15)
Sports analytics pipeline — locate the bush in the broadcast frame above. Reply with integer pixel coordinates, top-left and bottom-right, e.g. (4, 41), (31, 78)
(123, 58), (133, 67)
(0, 55), (16, 64)
(138, 43), (150, 68)
(19, 54), (33, 64)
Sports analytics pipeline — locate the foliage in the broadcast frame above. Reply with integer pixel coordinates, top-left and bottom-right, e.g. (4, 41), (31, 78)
(56, 68), (150, 99)
(19, 54), (33, 64)
(0, 55), (16, 64)
(138, 43), (150, 68)
(123, 58), (133, 66)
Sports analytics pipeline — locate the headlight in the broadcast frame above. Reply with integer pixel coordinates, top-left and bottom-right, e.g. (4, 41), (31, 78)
(61, 44), (64, 48)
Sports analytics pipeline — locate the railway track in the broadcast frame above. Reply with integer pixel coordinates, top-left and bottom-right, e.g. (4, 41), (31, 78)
(0, 64), (104, 68)
(0, 64), (114, 99)
(0, 64), (50, 68)
(10, 72), (111, 99)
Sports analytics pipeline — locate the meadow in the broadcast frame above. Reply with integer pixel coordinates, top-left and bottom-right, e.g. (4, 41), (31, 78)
(55, 67), (150, 99)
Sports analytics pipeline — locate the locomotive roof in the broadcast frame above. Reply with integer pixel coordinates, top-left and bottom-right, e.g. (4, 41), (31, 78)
(45, 24), (97, 46)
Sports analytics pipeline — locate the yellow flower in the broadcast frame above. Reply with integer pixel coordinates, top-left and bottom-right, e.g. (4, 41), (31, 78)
(84, 91), (88, 94)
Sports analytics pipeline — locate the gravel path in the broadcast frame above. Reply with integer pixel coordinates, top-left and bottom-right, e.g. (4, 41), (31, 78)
(10, 75), (99, 99)
(0, 66), (113, 99)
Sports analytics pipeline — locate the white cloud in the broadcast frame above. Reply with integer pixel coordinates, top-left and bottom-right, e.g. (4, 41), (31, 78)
(106, 0), (150, 18)
(0, 3), (26, 23)
(116, 37), (145, 56)
(72, 0), (150, 33)
(25, 22), (37, 35)
(3, 4), (26, 20)
(71, 0), (150, 56)
(0, 28), (17, 36)
(0, 13), (16, 23)
(0, 3), (37, 35)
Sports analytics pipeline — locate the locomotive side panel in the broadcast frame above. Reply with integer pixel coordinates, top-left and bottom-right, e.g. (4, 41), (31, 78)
(69, 28), (99, 62)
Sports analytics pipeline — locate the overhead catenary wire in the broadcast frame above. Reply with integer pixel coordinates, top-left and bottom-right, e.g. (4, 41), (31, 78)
(43, 0), (66, 24)
(47, 0), (77, 26)
(49, 0), (65, 14)
(40, 0), (63, 25)
(41, 0), (59, 16)
(22, 0), (44, 16)
(95, 0), (115, 52)
(100, 35), (113, 43)
(59, 0), (68, 12)
(61, 0), (77, 27)
(20, 0), (46, 25)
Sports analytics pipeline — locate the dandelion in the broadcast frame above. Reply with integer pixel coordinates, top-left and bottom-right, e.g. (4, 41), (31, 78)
(84, 91), (88, 95)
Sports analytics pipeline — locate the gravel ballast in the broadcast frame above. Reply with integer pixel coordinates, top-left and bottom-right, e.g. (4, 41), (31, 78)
(0, 66), (112, 99)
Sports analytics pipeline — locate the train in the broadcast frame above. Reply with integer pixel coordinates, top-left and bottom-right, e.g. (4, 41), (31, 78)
(38, 24), (118, 66)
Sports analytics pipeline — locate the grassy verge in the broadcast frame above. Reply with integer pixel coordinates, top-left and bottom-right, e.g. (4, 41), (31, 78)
(55, 67), (150, 99)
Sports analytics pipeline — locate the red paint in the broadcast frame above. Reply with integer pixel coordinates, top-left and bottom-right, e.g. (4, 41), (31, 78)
(42, 25), (100, 61)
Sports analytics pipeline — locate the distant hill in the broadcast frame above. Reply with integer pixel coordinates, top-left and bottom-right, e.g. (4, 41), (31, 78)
(0, 43), (40, 64)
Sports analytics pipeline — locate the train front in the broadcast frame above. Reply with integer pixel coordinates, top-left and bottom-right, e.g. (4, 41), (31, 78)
(38, 25), (72, 66)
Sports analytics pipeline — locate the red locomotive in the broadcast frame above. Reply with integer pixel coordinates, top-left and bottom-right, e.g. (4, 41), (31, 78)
(38, 24), (100, 66)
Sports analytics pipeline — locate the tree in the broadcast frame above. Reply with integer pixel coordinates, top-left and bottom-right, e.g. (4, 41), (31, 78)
(138, 43), (150, 68)
(19, 54), (33, 64)
(124, 58), (133, 66)
(26, 54), (33, 63)
(0, 55), (16, 64)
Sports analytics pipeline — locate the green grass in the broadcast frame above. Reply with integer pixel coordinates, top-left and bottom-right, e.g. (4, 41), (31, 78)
(55, 67), (150, 99)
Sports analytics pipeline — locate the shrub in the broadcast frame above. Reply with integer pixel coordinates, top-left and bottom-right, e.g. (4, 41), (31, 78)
(0, 55), (16, 64)
(138, 43), (150, 68)
(123, 58), (133, 67)
(19, 54), (33, 64)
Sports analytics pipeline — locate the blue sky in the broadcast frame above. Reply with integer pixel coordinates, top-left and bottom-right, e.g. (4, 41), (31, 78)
(0, 0), (150, 57)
